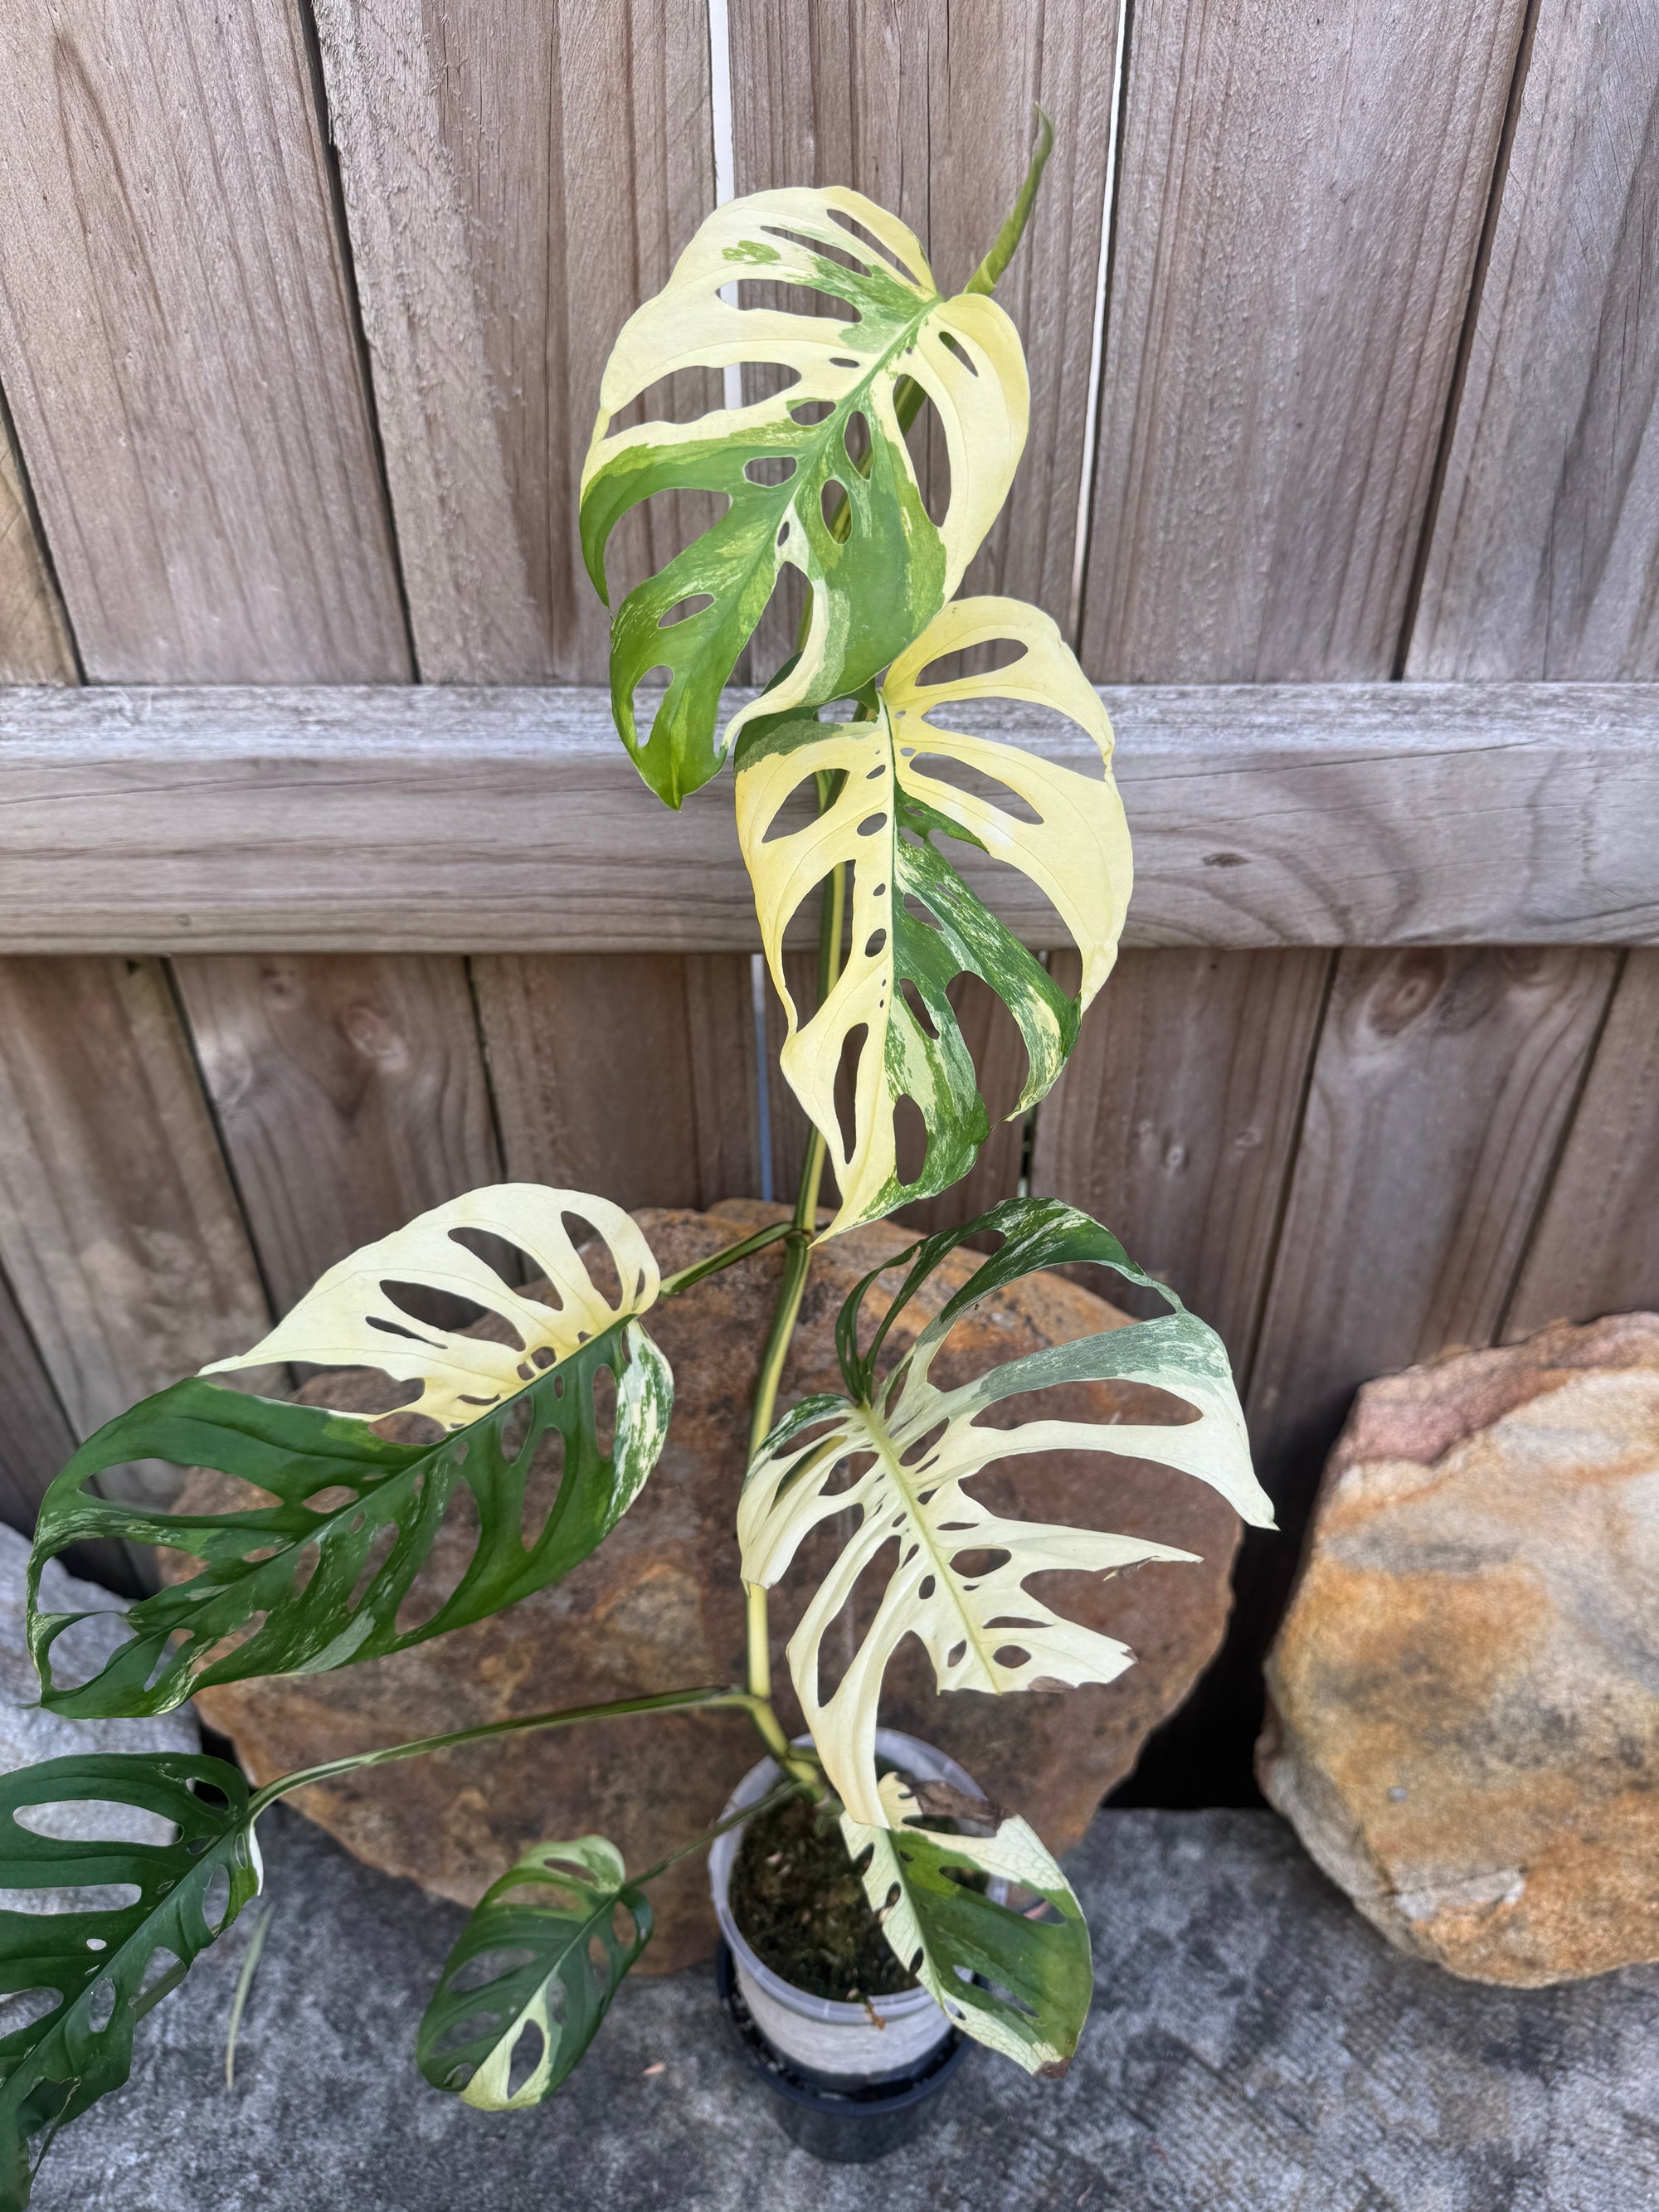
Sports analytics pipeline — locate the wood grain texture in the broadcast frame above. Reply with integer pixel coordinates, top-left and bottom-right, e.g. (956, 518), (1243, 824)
(172, 955), (502, 1314)
(0, 1260), (77, 1534)
(0, 959), (271, 1499)
(0, 0), (407, 680)
(0, 423), (74, 683)
(1031, 949), (1331, 1364)
(1190, 946), (1619, 1797)
(471, 954), (761, 1209)
(3, 679), (1655, 952)
(1082, 0), (1528, 681)
(1503, 949), (1659, 1338)
(728, 0), (1118, 638)
(1408, 0), (1659, 678)
(311, 0), (714, 681)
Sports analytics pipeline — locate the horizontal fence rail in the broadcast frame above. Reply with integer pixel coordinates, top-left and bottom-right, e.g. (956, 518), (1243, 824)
(3, 681), (1657, 954)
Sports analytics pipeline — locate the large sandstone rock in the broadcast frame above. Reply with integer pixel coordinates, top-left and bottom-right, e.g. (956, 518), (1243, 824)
(1258, 1312), (1659, 1986)
(168, 1203), (1243, 1970)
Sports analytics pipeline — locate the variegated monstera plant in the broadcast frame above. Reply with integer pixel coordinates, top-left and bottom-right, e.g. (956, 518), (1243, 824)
(0, 134), (1273, 2204)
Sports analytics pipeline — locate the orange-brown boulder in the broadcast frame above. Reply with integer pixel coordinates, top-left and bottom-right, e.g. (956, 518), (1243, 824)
(1258, 1312), (1659, 1986)
(169, 1203), (1243, 1971)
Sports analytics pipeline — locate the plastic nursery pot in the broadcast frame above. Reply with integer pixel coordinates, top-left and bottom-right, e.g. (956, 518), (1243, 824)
(708, 1728), (989, 2162)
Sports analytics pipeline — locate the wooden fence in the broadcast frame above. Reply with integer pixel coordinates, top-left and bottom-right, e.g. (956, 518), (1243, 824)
(0, 0), (1654, 1797)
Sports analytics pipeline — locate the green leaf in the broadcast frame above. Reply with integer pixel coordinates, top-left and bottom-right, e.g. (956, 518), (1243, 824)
(739, 1197), (1276, 1826)
(30, 1189), (674, 1719)
(580, 186), (1028, 806)
(842, 1774), (1092, 2075)
(736, 596), (1131, 1232)
(418, 1836), (650, 2110)
(0, 1753), (260, 2209)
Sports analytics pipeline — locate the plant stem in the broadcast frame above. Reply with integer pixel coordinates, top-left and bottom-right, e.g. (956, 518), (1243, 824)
(659, 1218), (792, 1300)
(738, 119), (1053, 1772)
(246, 1685), (745, 1820)
(741, 808), (846, 1752)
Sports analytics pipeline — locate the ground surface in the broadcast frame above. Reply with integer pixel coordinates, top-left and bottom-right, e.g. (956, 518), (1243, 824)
(36, 1807), (1658, 2212)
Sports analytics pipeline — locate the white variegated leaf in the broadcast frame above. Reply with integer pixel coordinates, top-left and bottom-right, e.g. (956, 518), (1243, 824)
(737, 597), (1131, 1235)
(739, 1198), (1275, 1826)
(202, 1184), (659, 1431)
(581, 187), (1028, 806)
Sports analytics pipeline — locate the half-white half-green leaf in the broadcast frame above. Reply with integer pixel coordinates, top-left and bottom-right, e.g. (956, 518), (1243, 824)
(843, 1773), (1092, 2075)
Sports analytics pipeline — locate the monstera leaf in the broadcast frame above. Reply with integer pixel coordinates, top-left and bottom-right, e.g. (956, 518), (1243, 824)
(580, 187), (1028, 805)
(30, 1189), (672, 1719)
(737, 596), (1132, 1233)
(0, 1753), (261, 2209)
(739, 1198), (1275, 1826)
(843, 1774), (1091, 2075)
(418, 1835), (651, 2111)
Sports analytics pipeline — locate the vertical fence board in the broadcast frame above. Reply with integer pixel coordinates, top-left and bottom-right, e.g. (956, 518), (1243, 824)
(0, 1262), (76, 1532)
(312, 0), (714, 682)
(1407, 0), (1659, 678)
(1180, 946), (1618, 1794)
(1503, 950), (1659, 1338)
(1081, 0), (1527, 680)
(1031, 950), (1331, 1364)
(173, 956), (502, 1313)
(729, 0), (1120, 641)
(0, 0), (408, 681)
(472, 955), (760, 1210)
(0, 424), (74, 683)
(0, 959), (271, 1498)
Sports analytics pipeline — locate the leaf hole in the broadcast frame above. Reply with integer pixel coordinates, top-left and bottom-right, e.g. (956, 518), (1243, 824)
(821, 479), (849, 533)
(591, 1366), (617, 1458)
(744, 455), (797, 485)
(937, 328), (979, 376)
(732, 277), (854, 321)
(864, 929), (888, 959)
(0, 1990), (58, 2037)
(201, 1865), (231, 1931)
(499, 1398), (533, 1464)
(834, 1025), (868, 1159)
(912, 629), (1030, 687)
(657, 593), (713, 629)
(134, 1947), (184, 2008)
(826, 207), (923, 284)
(448, 1947), (534, 1996)
(520, 1427), (567, 1552)
(304, 1485), (357, 1515)
(842, 410), (871, 469)
(893, 1095), (929, 1188)
(992, 1646), (1031, 1670)
(505, 2019), (547, 2099)
(345, 1520), (400, 1617)
(898, 1418), (947, 1468)
(855, 812), (887, 838)
(787, 397), (834, 426)
(87, 1979), (117, 2033)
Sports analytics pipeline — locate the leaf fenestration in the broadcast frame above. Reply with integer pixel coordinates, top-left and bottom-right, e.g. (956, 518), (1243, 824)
(0, 1753), (260, 2209)
(29, 1189), (673, 1719)
(739, 1198), (1275, 1826)
(581, 188), (1028, 805)
(418, 1835), (650, 2110)
(737, 598), (1131, 1232)
(843, 1773), (1092, 2075)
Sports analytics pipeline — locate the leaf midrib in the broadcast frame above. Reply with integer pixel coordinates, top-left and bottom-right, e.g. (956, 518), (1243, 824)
(854, 1394), (1000, 1689)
